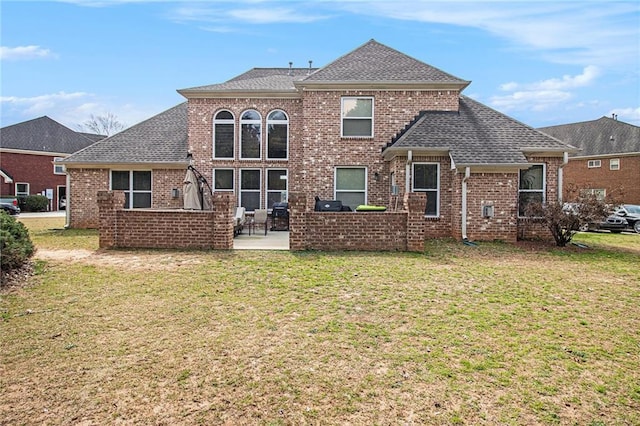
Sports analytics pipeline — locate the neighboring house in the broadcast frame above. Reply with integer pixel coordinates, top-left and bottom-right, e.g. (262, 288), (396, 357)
(0, 116), (104, 211)
(538, 117), (640, 204)
(62, 39), (575, 242)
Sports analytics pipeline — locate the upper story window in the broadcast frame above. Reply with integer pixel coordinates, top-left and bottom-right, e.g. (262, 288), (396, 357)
(213, 110), (234, 159)
(412, 163), (440, 217)
(240, 110), (261, 159)
(53, 157), (65, 174)
(610, 158), (620, 170)
(587, 159), (601, 168)
(267, 110), (288, 159)
(518, 164), (545, 217)
(341, 97), (373, 138)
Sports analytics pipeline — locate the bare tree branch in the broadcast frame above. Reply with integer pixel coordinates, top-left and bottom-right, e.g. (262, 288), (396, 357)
(77, 113), (126, 136)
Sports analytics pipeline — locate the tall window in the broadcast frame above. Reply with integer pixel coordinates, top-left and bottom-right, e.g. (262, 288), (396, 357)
(335, 167), (366, 208)
(213, 169), (234, 191)
(610, 158), (620, 170)
(240, 110), (261, 159)
(267, 110), (288, 159)
(15, 183), (29, 198)
(111, 170), (152, 208)
(518, 164), (545, 216)
(53, 157), (65, 174)
(267, 169), (287, 208)
(240, 169), (261, 211)
(213, 110), (234, 159)
(341, 97), (373, 137)
(412, 163), (440, 216)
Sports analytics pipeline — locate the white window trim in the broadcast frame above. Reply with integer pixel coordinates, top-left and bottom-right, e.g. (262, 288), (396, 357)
(239, 168), (262, 211)
(587, 159), (601, 168)
(53, 157), (65, 175)
(213, 168), (234, 192)
(341, 96), (374, 138)
(15, 182), (29, 197)
(266, 168), (288, 208)
(334, 166), (368, 206)
(266, 110), (289, 160)
(239, 110), (262, 160)
(609, 158), (620, 170)
(411, 162), (441, 218)
(213, 110), (235, 160)
(109, 170), (152, 209)
(518, 163), (546, 218)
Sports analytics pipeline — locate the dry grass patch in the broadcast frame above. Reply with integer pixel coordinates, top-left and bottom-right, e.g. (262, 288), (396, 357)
(1, 221), (639, 424)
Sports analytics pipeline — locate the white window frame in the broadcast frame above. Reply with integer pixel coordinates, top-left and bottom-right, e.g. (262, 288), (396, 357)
(609, 158), (620, 170)
(15, 182), (29, 198)
(341, 96), (374, 138)
(240, 109), (262, 160)
(267, 110), (289, 160)
(53, 157), (65, 175)
(411, 163), (441, 217)
(110, 170), (152, 209)
(213, 110), (235, 159)
(518, 164), (546, 217)
(239, 168), (261, 211)
(213, 168), (234, 192)
(587, 159), (601, 168)
(334, 166), (367, 208)
(266, 168), (288, 209)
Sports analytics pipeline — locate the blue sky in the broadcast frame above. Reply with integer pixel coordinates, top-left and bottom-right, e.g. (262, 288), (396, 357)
(1, 0), (639, 132)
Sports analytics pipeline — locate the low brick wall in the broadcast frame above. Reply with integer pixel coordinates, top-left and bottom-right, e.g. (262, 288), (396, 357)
(289, 192), (427, 252)
(98, 191), (235, 250)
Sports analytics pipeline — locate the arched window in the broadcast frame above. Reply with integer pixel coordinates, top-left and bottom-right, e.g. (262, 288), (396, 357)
(240, 110), (261, 159)
(267, 110), (288, 159)
(213, 110), (234, 159)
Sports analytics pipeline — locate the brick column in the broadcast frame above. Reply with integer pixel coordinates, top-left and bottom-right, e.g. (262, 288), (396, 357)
(212, 192), (235, 249)
(288, 192), (307, 251)
(97, 191), (125, 249)
(406, 192), (427, 252)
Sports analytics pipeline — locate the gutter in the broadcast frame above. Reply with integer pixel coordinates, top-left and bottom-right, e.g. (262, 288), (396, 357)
(557, 151), (569, 203)
(461, 167), (470, 241)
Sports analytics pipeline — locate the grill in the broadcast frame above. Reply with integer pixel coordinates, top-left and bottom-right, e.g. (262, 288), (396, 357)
(271, 202), (289, 231)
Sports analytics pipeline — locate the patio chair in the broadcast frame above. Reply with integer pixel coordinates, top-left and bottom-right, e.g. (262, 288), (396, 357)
(251, 209), (269, 236)
(233, 207), (246, 236)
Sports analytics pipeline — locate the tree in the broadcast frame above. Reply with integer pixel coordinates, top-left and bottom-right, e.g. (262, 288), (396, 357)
(78, 113), (126, 136)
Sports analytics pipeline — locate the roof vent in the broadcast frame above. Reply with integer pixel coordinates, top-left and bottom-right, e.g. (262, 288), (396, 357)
(288, 62), (293, 76)
(611, 113), (618, 120)
(308, 60), (313, 74)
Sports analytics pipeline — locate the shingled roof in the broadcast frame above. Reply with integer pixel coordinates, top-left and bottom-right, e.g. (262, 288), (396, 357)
(538, 117), (640, 157)
(62, 103), (188, 166)
(0, 116), (103, 154)
(383, 96), (575, 166)
(301, 39), (469, 86)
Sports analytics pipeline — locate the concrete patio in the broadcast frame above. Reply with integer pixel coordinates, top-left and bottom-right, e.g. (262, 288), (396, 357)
(233, 230), (289, 250)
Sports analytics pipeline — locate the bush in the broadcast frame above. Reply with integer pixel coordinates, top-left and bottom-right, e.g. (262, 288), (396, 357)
(24, 195), (49, 212)
(0, 211), (35, 272)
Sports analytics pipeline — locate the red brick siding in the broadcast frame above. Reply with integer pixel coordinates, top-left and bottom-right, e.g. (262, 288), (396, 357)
(464, 173), (518, 242)
(563, 155), (640, 204)
(0, 152), (67, 209)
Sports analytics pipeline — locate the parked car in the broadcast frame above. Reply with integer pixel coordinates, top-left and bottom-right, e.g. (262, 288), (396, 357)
(0, 202), (21, 215)
(613, 204), (640, 233)
(597, 214), (628, 233)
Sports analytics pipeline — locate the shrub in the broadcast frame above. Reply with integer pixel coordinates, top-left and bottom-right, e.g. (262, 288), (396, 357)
(24, 195), (49, 212)
(0, 211), (35, 272)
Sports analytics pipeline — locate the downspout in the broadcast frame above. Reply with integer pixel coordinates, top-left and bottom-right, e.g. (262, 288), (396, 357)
(558, 151), (568, 203)
(405, 150), (413, 196)
(64, 172), (71, 229)
(461, 167), (470, 240)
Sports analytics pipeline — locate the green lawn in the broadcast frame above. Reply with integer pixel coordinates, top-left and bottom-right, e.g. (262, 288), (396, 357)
(2, 218), (639, 425)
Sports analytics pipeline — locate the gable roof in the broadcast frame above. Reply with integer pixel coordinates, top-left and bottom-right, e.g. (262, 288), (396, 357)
(299, 39), (470, 89)
(538, 117), (640, 157)
(62, 103), (188, 166)
(0, 116), (102, 154)
(383, 96), (575, 166)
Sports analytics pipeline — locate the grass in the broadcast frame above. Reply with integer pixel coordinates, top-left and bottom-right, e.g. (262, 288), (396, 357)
(2, 218), (639, 424)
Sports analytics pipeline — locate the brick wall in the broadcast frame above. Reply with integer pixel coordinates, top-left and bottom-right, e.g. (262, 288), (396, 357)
(0, 151), (67, 209)
(563, 155), (640, 204)
(97, 191), (235, 249)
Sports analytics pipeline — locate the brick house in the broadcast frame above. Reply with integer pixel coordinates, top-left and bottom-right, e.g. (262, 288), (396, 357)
(538, 116), (640, 204)
(62, 39), (575, 244)
(0, 116), (103, 211)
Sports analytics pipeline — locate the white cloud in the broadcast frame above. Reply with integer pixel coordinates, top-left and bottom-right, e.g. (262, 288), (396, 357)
(500, 66), (600, 92)
(0, 45), (55, 60)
